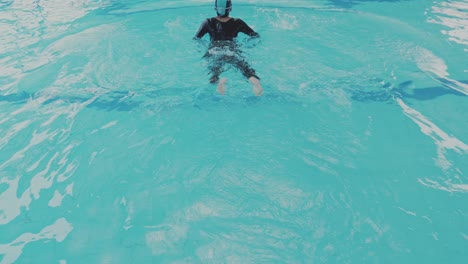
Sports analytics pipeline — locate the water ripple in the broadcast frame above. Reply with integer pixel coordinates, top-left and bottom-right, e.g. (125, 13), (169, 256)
(0, 218), (73, 264)
(428, 0), (468, 49)
(397, 98), (468, 167)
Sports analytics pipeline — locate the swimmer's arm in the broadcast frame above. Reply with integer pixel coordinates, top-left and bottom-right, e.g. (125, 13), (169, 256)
(194, 19), (209, 39)
(238, 19), (260, 38)
(193, 21), (210, 50)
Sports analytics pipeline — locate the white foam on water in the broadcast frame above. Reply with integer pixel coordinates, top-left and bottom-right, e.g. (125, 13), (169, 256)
(260, 8), (299, 30)
(145, 225), (189, 255)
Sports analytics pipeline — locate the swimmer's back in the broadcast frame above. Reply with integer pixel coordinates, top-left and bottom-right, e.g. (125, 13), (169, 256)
(195, 17), (259, 41)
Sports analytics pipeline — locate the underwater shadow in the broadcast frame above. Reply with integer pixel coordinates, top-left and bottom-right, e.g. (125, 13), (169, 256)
(348, 79), (467, 103)
(0, 91), (142, 112)
(1, 79), (466, 112)
(0, 87), (298, 113)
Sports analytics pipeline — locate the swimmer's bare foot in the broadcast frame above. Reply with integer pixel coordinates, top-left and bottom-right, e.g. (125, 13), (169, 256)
(249, 77), (263, 96)
(217, 78), (227, 95)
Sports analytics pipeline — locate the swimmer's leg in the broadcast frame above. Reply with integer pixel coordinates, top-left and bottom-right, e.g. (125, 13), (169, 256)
(249, 76), (263, 96)
(209, 64), (222, 84)
(208, 62), (227, 95)
(233, 58), (263, 96)
(217, 78), (227, 95)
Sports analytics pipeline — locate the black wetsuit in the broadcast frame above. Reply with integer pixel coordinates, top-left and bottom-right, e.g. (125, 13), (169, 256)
(194, 17), (260, 83)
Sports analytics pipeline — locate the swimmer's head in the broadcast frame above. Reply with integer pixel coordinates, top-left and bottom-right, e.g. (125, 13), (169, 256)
(215, 0), (232, 17)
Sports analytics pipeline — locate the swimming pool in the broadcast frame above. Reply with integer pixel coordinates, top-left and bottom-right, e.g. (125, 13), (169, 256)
(0, 0), (467, 263)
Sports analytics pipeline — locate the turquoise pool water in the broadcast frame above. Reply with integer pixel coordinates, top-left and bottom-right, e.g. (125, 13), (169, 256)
(0, 0), (467, 263)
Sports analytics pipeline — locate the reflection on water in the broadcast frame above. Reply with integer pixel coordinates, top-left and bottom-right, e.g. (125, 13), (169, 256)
(428, 0), (468, 50)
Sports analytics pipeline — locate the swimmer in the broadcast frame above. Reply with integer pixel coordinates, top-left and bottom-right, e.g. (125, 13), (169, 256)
(194, 0), (263, 96)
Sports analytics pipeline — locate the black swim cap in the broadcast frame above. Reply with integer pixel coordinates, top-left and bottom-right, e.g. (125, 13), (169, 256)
(215, 0), (232, 17)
